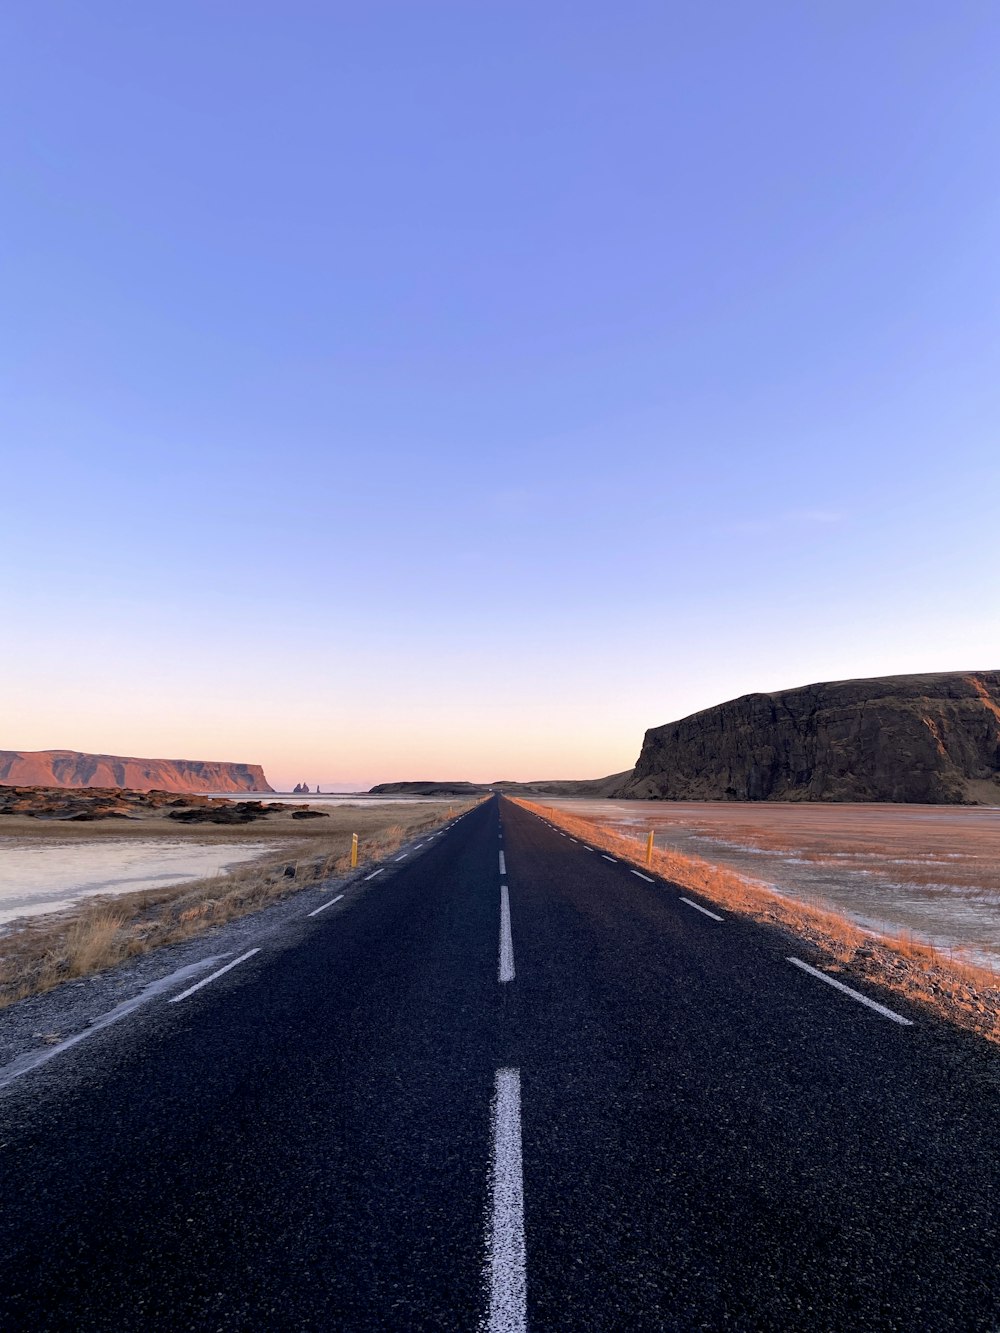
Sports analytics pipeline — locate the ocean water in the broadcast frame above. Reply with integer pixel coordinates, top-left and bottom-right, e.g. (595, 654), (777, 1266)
(0, 840), (273, 928)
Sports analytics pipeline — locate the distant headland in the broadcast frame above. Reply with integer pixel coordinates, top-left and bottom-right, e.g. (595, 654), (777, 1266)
(0, 749), (274, 794)
(370, 670), (1000, 805)
(368, 775), (627, 798)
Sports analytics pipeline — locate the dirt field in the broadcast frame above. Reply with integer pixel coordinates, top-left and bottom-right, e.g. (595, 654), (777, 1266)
(0, 788), (447, 844)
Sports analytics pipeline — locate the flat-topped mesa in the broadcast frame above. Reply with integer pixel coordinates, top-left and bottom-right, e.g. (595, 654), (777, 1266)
(0, 749), (274, 794)
(616, 671), (1000, 804)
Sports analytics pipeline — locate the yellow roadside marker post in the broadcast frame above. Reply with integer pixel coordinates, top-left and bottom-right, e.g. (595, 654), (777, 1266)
(351, 833), (358, 868)
(646, 830), (654, 867)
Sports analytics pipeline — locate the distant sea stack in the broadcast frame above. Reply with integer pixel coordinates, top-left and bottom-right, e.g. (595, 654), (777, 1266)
(616, 672), (1000, 804)
(0, 750), (274, 794)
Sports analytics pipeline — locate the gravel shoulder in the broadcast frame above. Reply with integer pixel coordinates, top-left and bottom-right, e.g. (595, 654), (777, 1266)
(0, 826), (429, 1075)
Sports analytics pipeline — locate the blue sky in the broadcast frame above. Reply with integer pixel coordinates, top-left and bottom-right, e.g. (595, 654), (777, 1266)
(3, 2), (999, 789)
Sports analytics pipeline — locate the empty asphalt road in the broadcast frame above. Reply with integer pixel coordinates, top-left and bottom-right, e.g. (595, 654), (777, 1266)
(1, 795), (998, 1330)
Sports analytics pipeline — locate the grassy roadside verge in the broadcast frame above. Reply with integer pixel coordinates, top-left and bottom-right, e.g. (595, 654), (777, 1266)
(514, 798), (1000, 1044)
(0, 801), (474, 1009)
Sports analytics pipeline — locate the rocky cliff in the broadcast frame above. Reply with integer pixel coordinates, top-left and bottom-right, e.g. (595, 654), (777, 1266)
(617, 672), (1000, 804)
(0, 750), (274, 794)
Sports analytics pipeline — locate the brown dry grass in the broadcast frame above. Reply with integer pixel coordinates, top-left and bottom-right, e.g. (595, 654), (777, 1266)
(0, 801), (475, 1009)
(515, 799), (1000, 1044)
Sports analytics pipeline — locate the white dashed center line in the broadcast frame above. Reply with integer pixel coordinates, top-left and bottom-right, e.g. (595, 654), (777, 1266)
(787, 957), (913, 1025)
(484, 1068), (527, 1333)
(499, 850), (506, 875)
(308, 893), (344, 918)
(169, 949), (261, 1003)
(499, 885), (515, 983)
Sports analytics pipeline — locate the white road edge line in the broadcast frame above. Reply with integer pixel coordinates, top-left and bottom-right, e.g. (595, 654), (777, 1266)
(787, 957), (914, 1025)
(308, 894), (345, 918)
(485, 1067), (527, 1333)
(365, 869), (384, 880)
(680, 897), (723, 922)
(0, 957), (223, 1093)
(584, 846), (594, 851)
(631, 870), (654, 883)
(169, 949), (261, 1003)
(499, 850), (506, 875)
(394, 853), (408, 861)
(601, 855), (617, 863)
(499, 885), (515, 983)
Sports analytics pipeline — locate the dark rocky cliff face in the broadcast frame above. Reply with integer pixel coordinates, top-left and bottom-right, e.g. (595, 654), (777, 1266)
(616, 671), (1000, 804)
(0, 750), (274, 794)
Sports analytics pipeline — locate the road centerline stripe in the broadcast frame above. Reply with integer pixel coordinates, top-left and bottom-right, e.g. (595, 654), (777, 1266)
(485, 1068), (527, 1333)
(499, 850), (506, 875)
(787, 957), (914, 1025)
(680, 897), (723, 921)
(499, 885), (515, 983)
(308, 894), (344, 918)
(168, 950), (261, 1003)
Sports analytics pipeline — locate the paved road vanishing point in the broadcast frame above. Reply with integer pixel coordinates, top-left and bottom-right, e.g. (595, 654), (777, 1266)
(1, 796), (998, 1329)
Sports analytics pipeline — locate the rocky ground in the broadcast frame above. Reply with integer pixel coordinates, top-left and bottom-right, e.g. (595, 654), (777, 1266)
(0, 786), (312, 825)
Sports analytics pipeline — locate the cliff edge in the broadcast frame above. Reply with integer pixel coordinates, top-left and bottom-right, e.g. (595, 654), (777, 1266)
(0, 750), (274, 794)
(616, 671), (1000, 804)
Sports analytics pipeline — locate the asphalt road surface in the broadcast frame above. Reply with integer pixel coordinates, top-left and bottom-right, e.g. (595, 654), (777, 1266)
(1, 795), (998, 1330)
